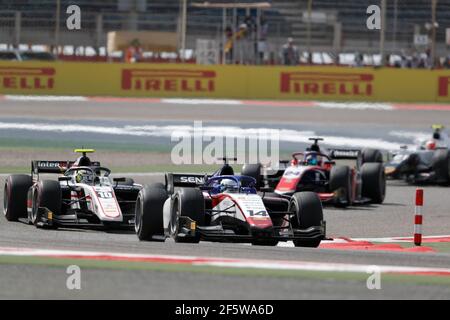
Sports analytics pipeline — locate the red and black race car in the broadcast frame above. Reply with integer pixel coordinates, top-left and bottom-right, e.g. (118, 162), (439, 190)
(242, 138), (386, 207)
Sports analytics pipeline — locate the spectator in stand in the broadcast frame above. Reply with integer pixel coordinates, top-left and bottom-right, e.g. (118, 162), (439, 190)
(399, 54), (411, 68)
(424, 49), (433, 69)
(353, 52), (364, 67)
(443, 55), (450, 69)
(124, 38), (142, 63)
(257, 16), (269, 64)
(224, 26), (234, 63)
(281, 37), (299, 66)
(234, 23), (252, 64)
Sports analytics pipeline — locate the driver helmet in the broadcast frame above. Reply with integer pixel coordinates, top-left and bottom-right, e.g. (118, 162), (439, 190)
(306, 153), (318, 166)
(75, 170), (93, 184)
(219, 178), (238, 193)
(425, 140), (436, 150)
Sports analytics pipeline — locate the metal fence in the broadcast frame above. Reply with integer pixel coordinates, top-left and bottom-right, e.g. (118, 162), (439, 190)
(0, 0), (449, 66)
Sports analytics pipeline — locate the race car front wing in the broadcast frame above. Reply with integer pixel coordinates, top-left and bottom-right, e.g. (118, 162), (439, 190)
(175, 216), (326, 243)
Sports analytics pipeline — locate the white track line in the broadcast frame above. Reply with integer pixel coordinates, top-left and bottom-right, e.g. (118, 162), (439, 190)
(4, 95), (88, 101)
(161, 98), (243, 105)
(316, 102), (394, 110)
(0, 121), (409, 150)
(0, 246), (449, 275)
(351, 235), (450, 243)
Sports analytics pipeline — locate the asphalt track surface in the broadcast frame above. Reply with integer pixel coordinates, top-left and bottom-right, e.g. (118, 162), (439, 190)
(0, 99), (449, 126)
(0, 99), (450, 299)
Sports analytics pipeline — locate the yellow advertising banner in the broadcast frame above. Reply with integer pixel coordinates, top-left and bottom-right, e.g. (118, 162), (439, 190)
(0, 61), (449, 102)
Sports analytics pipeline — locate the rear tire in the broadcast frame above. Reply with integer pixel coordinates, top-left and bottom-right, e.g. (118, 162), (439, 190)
(361, 163), (386, 204)
(330, 166), (352, 207)
(121, 178), (135, 186)
(289, 192), (323, 248)
(135, 185), (168, 241)
(362, 149), (383, 164)
(241, 164), (262, 188)
(32, 180), (61, 227)
(431, 149), (450, 184)
(147, 182), (166, 189)
(170, 188), (205, 243)
(3, 175), (32, 221)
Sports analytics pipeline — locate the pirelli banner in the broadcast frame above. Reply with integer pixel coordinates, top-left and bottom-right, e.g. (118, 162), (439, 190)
(0, 61), (449, 102)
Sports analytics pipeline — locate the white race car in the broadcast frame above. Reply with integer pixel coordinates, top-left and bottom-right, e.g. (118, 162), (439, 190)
(3, 149), (141, 229)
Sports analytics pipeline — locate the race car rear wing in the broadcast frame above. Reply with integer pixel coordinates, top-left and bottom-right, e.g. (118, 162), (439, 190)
(31, 160), (101, 174)
(165, 173), (209, 194)
(328, 149), (361, 160)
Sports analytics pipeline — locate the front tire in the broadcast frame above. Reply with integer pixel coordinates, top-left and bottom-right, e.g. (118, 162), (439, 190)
(289, 192), (323, 248)
(135, 185), (168, 241)
(31, 180), (61, 227)
(3, 175), (32, 221)
(170, 188), (205, 243)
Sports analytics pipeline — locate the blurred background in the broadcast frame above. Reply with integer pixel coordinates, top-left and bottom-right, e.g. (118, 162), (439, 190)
(0, 0), (449, 68)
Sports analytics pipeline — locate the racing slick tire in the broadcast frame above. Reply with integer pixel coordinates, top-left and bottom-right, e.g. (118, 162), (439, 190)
(135, 185), (168, 241)
(330, 165), (353, 207)
(289, 192), (323, 248)
(147, 182), (166, 189)
(3, 174), (32, 221)
(31, 180), (61, 228)
(241, 163), (263, 188)
(362, 148), (383, 164)
(170, 188), (205, 243)
(121, 178), (135, 186)
(361, 163), (386, 204)
(431, 149), (450, 184)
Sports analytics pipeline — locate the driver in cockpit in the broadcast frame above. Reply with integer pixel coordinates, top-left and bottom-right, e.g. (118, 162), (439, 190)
(75, 169), (94, 184)
(305, 153), (320, 166)
(219, 178), (239, 193)
(421, 125), (450, 150)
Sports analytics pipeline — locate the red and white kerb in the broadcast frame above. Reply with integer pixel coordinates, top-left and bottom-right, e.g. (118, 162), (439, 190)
(414, 188), (424, 246)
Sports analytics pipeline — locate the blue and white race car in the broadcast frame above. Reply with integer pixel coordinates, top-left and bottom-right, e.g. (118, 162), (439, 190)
(135, 160), (326, 247)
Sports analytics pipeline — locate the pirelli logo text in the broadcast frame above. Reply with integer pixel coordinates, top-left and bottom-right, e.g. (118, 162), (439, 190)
(0, 67), (55, 90)
(121, 69), (216, 92)
(280, 72), (374, 97)
(438, 76), (450, 97)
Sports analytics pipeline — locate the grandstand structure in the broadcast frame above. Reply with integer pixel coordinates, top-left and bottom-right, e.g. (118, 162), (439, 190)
(0, 0), (449, 65)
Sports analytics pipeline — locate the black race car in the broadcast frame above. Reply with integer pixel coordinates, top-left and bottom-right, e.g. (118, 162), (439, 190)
(385, 125), (450, 185)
